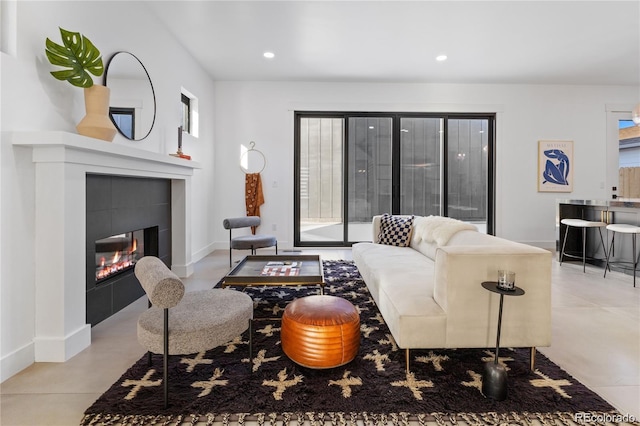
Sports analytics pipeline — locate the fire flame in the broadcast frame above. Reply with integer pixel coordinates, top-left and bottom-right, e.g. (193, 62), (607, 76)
(96, 238), (140, 282)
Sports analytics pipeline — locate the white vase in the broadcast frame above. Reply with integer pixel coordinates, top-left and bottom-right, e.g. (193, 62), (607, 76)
(76, 84), (117, 142)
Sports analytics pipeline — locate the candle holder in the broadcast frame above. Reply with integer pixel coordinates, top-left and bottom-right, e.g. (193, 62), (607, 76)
(170, 126), (191, 160)
(497, 270), (516, 291)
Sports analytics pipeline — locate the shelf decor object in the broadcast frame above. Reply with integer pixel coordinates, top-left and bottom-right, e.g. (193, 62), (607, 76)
(45, 27), (116, 141)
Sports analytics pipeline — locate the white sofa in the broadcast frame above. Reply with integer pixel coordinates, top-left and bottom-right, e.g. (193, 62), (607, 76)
(352, 215), (552, 370)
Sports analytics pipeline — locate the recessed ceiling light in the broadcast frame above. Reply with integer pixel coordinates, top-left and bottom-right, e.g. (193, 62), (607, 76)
(263, 52), (275, 59)
(436, 55), (447, 62)
(368, 126), (375, 129)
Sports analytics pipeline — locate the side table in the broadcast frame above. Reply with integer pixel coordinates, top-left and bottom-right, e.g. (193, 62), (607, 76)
(480, 281), (525, 401)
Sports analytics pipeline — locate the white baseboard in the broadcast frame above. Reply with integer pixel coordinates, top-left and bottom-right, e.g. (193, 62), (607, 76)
(192, 243), (216, 263)
(171, 262), (194, 278)
(1, 341), (35, 383)
(34, 324), (91, 362)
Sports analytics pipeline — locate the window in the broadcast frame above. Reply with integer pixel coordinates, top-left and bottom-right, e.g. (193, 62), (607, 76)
(180, 88), (199, 137)
(109, 107), (135, 139)
(181, 93), (191, 134)
(294, 112), (495, 246)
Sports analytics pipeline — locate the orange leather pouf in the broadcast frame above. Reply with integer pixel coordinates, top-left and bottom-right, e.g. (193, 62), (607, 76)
(281, 295), (360, 369)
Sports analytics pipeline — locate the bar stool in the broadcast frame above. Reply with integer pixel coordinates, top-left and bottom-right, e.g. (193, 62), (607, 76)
(604, 223), (640, 287)
(559, 218), (608, 272)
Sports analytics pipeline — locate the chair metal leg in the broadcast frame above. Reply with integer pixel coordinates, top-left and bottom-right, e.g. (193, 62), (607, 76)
(163, 308), (169, 409)
(405, 348), (410, 373)
(598, 228), (610, 272)
(147, 298), (153, 366)
(248, 318), (253, 373)
(582, 227), (587, 272)
(275, 242), (278, 255)
(604, 233), (616, 278)
(229, 229), (233, 267)
(560, 225), (570, 265)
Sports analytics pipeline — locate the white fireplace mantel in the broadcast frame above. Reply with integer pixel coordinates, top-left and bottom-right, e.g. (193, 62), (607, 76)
(11, 131), (201, 363)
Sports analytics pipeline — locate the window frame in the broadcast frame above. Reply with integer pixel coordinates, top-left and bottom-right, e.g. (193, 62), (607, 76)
(294, 111), (496, 247)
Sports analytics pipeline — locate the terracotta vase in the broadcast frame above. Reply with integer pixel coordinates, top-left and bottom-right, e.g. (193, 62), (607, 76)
(76, 84), (117, 142)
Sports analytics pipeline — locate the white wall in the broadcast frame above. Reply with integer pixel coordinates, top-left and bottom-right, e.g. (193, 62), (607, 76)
(1, 1), (216, 381)
(212, 81), (638, 249)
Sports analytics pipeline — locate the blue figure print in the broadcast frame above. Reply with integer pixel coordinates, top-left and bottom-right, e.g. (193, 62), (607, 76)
(542, 149), (570, 186)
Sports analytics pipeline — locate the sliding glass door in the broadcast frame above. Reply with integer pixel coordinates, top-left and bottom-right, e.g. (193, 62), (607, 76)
(447, 118), (491, 232)
(399, 117), (443, 216)
(294, 112), (494, 246)
(297, 116), (344, 243)
(347, 117), (393, 242)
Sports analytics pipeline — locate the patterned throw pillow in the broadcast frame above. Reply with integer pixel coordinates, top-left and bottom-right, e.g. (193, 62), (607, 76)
(377, 214), (414, 247)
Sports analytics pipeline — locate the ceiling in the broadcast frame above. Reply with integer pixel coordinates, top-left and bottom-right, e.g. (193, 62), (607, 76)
(147, 1), (640, 86)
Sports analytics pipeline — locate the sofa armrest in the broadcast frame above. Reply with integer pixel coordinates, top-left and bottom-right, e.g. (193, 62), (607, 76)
(434, 244), (552, 348)
(371, 215), (382, 242)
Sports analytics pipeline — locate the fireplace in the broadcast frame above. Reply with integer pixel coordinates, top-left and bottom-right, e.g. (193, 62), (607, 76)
(11, 131), (197, 365)
(86, 174), (170, 326)
(95, 228), (157, 283)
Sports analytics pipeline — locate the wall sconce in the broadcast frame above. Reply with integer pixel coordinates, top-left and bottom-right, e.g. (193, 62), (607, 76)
(633, 104), (640, 126)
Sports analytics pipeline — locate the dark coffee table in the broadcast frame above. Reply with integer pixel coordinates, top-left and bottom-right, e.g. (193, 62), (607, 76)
(221, 255), (325, 294)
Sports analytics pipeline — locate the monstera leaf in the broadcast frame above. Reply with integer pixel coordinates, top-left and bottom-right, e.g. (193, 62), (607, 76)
(45, 28), (103, 88)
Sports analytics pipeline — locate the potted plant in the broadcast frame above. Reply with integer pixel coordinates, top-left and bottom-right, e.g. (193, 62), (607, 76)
(45, 28), (116, 141)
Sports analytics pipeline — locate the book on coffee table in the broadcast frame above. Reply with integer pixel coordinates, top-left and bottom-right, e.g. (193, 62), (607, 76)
(261, 261), (301, 276)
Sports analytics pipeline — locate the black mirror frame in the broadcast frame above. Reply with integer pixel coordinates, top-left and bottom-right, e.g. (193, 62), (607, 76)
(104, 51), (157, 141)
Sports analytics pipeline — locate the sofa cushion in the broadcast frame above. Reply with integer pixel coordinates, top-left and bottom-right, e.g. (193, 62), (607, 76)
(377, 214), (414, 247)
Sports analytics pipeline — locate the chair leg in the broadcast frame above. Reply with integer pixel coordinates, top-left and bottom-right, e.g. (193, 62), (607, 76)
(598, 228), (610, 272)
(229, 229), (233, 267)
(275, 242), (278, 255)
(163, 308), (169, 409)
(604, 233), (615, 278)
(147, 298), (153, 366)
(405, 349), (410, 373)
(248, 318), (253, 373)
(560, 225), (570, 265)
(582, 227), (587, 273)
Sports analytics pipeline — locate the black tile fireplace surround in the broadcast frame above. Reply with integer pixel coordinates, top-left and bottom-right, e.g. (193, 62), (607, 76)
(86, 174), (171, 326)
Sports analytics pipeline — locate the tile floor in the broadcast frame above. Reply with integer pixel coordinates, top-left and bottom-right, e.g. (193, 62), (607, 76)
(1, 248), (638, 425)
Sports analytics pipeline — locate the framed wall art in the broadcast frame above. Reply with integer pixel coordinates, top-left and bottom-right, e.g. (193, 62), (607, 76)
(538, 140), (573, 192)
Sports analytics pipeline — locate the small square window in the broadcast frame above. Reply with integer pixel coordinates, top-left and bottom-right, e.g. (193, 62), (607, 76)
(110, 107), (135, 139)
(180, 88), (199, 138)
(181, 93), (191, 134)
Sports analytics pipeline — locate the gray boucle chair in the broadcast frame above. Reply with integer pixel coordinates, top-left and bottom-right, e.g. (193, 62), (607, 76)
(223, 216), (277, 267)
(134, 256), (253, 408)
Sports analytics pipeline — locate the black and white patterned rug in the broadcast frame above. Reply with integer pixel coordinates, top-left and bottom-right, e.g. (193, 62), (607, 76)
(81, 260), (629, 425)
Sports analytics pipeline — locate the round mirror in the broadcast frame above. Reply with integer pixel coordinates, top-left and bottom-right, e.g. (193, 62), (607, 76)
(104, 52), (156, 141)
